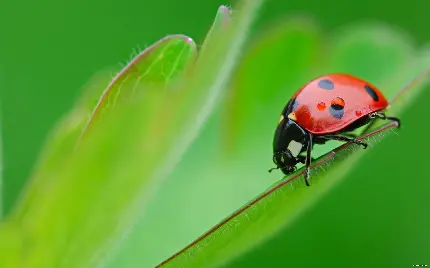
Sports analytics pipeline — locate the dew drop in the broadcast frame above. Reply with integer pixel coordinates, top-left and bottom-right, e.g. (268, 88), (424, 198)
(317, 102), (326, 111)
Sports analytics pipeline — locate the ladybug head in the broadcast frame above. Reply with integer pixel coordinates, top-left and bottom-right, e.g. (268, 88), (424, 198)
(272, 118), (309, 176)
(272, 150), (297, 175)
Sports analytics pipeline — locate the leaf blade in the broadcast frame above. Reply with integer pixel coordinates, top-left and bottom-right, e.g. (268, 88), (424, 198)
(157, 22), (430, 268)
(200, 5), (231, 55)
(5, 35), (197, 268)
(103, 1), (266, 267)
(79, 34), (197, 140)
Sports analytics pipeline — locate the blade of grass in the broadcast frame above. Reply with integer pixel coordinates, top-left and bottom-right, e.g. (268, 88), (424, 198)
(157, 24), (430, 268)
(104, 2), (266, 267)
(2, 36), (197, 268)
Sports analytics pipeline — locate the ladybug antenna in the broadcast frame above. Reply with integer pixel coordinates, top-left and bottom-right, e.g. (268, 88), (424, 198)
(390, 65), (430, 105)
(268, 166), (279, 173)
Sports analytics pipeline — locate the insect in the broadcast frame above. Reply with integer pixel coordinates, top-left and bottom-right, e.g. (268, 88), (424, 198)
(269, 73), (400, 186)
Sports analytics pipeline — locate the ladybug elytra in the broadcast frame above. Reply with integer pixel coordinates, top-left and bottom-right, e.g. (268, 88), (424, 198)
(270, 74), (400, 186)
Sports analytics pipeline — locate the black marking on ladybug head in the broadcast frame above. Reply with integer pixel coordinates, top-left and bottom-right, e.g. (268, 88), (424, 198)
(318, 79), (334, 90)
(364, 85), (379, 101)
(330, 97), (345, 119)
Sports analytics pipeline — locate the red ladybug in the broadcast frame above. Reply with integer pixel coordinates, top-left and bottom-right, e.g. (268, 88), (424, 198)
(270, 74), (400, 186)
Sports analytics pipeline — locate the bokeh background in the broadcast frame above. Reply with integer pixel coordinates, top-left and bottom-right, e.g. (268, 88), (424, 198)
(1, 0), (430, 267)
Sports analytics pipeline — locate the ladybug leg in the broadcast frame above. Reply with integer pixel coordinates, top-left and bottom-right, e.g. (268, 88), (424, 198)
(297, 155), (306, 164)
(370, 112), (401, 128)
(320, 135), (368, 149)
(386, 116), (401, 128)
(342, 133), (359, 139)
(297, 155), (317, 164)
(304, 133), (313, 187)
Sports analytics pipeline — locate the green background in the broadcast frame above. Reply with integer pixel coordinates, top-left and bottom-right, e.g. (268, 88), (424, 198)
(1, 0), (430, 267)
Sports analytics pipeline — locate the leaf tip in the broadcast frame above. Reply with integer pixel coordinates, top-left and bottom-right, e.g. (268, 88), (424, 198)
(218, 5), (232, 14)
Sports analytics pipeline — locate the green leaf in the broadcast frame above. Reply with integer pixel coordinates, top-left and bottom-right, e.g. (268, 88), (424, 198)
(157, 23), (430, 268)
(103, 2), (266, 267)
(9, 35), (197, 225)
(2, 35), (197, 268)
(200, 5), (231, 55)
(0, 0), (265, 267)
(79, 34), (198, 139)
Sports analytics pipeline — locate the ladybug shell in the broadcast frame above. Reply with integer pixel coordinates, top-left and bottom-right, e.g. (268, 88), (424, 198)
(285, 74), (389, 135)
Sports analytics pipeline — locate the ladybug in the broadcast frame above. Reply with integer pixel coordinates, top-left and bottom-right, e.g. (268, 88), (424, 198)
(270, 74), (400, 186)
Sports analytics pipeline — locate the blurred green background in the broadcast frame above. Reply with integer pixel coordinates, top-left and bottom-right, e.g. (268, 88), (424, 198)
(1, 0), (430, 267)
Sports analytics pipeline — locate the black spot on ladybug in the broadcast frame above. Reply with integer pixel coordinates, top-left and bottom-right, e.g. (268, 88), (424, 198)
(283, 98), (299, 115)
(364, 85), (379, 101)
(330, 97), (345, 119)
(318, 79), (334, 90)
(330, 106), (344, 119)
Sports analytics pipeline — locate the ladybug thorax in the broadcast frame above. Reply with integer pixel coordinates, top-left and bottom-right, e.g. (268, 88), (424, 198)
(286, 74), (389, 134)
